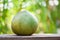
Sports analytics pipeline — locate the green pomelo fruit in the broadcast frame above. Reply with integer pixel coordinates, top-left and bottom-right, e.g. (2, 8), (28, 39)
(11, 10), (38, 36)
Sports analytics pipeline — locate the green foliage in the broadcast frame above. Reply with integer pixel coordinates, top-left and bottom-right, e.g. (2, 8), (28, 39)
(56, 0), (60, 28)
(0, 0), (59, 34)
(0, 0), (9, 34)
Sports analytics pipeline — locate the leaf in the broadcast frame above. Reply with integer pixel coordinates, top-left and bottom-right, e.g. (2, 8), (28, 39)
(12, 0), (19, 8)
(12, 0), (23, 12)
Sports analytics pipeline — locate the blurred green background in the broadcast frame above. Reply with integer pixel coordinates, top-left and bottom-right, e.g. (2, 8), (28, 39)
(0, 0), (60, 34)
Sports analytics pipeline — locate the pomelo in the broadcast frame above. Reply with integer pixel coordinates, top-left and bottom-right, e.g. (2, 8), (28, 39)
(11, 10), (38, 36)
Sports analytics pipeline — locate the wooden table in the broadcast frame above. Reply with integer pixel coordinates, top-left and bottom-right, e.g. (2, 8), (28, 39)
(0, 34), (60, 40)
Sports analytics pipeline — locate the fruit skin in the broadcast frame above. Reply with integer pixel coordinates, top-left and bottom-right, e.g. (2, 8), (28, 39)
(11, 10), (38, 36)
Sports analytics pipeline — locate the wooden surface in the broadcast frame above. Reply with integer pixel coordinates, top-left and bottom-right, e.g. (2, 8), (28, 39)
(0, 34), (60, 40)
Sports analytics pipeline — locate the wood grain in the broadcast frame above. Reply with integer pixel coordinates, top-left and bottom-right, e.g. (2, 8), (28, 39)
(0, 34), (60, 40)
